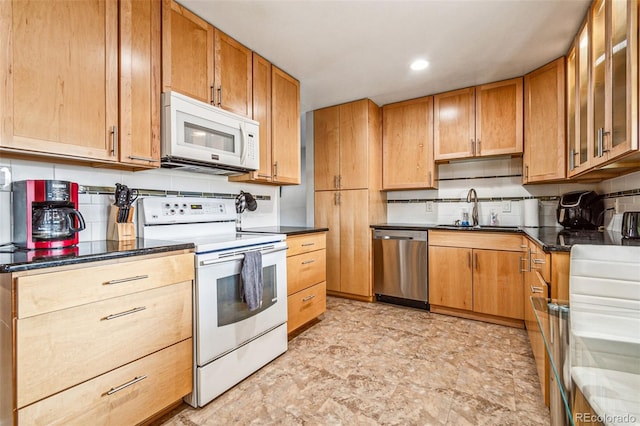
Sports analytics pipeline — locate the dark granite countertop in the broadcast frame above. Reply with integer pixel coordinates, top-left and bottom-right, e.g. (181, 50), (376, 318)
(370, 223), (640, 252)
(242, 226), (329, 236)
(0, 239), (195, 273)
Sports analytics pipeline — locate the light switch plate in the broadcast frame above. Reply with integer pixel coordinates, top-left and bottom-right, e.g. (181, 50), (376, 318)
(425, 201), (434, 212)
(501, 200), (511, 213)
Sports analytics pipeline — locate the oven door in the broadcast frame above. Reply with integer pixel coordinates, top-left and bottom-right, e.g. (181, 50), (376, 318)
(195, 244), (287, 366)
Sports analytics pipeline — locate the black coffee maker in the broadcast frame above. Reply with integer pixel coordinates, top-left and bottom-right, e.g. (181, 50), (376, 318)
(556, 190), (604, 230)
(13, 180), (86, 249)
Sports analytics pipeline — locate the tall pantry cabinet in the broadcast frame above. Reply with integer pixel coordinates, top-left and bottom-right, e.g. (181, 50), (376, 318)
(313, 99), (386, 301)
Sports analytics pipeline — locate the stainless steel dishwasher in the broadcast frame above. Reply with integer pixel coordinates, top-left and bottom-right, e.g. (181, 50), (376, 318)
(373, 229), (429, 310)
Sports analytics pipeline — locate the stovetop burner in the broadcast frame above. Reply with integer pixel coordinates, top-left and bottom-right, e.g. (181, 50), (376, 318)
(137, 197), (285, 253)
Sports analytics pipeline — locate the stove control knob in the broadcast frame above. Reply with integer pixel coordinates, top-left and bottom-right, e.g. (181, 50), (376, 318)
(164, 203), (170, 208)
(170, 209), (175, 215)
(179, 209), (185, 214)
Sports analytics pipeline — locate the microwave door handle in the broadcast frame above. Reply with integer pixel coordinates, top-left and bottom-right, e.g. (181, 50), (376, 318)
(240, 122), (248, 166)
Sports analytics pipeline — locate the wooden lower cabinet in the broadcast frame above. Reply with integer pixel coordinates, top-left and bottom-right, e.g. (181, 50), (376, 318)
(315, 189), (381, 299)
(524, 267), (550, 406)
(286, 233), (327, 334)
(17, 339), (192, 426)
(1, 249), (194, 425)
(287, 282), (327, 334)
(428, 231), (525, 326)
(522, 237), (567, 408)
(473, 249), (524, 319)
(428, 246), (473, 310)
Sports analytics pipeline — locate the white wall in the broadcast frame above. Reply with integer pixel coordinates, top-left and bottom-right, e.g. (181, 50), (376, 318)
(0, 156), (280, 245)
(279, 147), (307, 226)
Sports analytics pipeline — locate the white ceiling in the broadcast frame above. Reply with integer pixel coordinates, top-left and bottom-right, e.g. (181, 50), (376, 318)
(178, 0), (591, 113)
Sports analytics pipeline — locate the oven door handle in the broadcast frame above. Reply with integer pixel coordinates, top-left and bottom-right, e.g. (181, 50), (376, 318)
(199, 246), (288, 266)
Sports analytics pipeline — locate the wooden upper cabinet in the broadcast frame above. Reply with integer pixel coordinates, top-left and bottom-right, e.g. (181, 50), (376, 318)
(213, 29), (252, 117)
(119, 0), (161, 167)
(382, 96), (436, 190)
(229, 55), (302, 185)
(161, 0), (214, 104)
(523, 57), (566, 183)
(251, 53), (272, 180)
(433, 78), (523, 161)
(567, 0), (638, 179)
(314, 106), (341, 191)
(314, 99), (375, 190)
(1, 0), (119, 161)
(434, 87), (475, 160)
(339, 100), (370, 190)
(271, 66), (300, 184)
(590, 0), (638, 165)
(475, 77), (523, 157)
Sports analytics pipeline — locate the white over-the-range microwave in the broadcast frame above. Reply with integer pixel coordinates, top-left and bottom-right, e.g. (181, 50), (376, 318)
(161, 91), (260, 175)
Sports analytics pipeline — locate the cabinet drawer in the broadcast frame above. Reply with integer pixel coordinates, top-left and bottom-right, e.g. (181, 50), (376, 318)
(530, 245), (550, 283)
(287, 249), (326, 295)
(429, 230), (524, 251)
(16, 281), (192, 408)
(18, 339), (192, 426)
(287, 281), (326, 333)
(16, 253), (194, 318)
(286, 233), (326, 257)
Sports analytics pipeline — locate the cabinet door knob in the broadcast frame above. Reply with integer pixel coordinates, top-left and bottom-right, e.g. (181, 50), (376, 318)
(301, 259), (316, 265)
(302, 294), (316, 302)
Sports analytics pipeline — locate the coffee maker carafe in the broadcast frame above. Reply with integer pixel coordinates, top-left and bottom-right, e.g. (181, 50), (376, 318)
(13, 180), (86, 249)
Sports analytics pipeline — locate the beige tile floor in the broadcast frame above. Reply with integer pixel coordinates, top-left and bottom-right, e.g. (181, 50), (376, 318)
(154, 297), (550, 425)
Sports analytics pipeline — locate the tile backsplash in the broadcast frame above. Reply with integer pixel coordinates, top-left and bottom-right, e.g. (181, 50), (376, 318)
(0, 157), (280, 245)
(385, 158), (640, 229)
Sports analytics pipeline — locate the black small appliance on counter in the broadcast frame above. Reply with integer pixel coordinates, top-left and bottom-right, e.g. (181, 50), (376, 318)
(556, 190), (604, 230)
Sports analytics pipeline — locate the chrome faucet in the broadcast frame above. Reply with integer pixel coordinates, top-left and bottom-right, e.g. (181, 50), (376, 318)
(466, 188), (479, 227)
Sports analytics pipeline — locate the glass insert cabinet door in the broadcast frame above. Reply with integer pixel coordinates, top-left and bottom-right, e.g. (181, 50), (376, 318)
(590, 0), (638, 163)
(609, 0), (637, 155)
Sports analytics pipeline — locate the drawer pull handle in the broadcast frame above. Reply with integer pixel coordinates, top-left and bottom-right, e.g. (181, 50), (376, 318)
(530, 286), (544, 294)
(302, 294), (316, 302)
(301, 259), (316, 265)
(532, 258), (546, 264)
(105, 275), (149, 285)
(301, 242), (315, 247)
(104, 306), (146, 320)
(106, 375), (148, 395)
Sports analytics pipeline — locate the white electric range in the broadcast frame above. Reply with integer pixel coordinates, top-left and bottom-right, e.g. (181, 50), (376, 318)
(138, 196), (288, 407)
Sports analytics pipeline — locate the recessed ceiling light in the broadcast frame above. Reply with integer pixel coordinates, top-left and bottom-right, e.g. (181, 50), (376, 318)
(410, 59), (429, 71)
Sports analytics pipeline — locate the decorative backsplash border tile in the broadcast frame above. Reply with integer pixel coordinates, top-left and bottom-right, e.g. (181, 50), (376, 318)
(385, 189), (640, 204)
(602, 188), (640, 199)
(78, 185), (271, 201)
(386, 195), (559, 204)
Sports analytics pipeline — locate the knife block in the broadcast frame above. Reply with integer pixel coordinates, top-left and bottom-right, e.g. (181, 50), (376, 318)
(107, 205), (136, 241)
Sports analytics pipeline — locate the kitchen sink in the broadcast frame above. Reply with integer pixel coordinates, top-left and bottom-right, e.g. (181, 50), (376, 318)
(434, 224), (520, 232)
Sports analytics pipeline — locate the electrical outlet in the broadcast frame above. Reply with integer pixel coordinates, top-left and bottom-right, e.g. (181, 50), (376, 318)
(0, 166), (11, 191)
(425, 201), (434, 213)
(501, 200), (511, 213)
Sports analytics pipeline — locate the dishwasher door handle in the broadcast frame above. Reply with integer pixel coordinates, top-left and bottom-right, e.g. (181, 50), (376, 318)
(378, 236), (414, 240)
